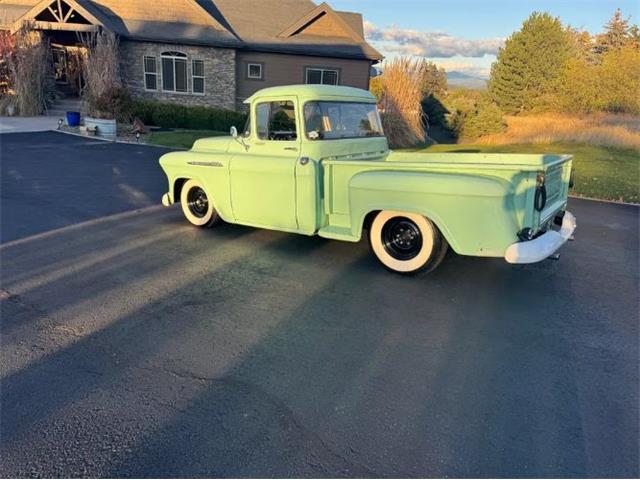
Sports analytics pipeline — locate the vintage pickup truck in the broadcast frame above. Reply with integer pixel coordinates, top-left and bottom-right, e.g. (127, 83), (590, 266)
(159, 85), (576, 274)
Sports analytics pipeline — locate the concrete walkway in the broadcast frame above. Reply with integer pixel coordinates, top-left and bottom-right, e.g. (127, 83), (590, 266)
(0, 116), (61, 133)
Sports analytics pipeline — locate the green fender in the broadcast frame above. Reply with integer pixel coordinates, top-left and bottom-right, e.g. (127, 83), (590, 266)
(348, 170), (521, 256)
(159, 151), (234, 222)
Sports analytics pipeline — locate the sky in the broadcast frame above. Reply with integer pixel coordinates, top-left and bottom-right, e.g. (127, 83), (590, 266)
(330, 0), (640, 78)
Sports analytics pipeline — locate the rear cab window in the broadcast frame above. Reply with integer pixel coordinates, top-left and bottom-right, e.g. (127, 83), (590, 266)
(304, 101), (383, 140)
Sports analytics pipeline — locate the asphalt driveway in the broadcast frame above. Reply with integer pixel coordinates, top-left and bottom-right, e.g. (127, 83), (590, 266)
(0, 132), (638, 478)
(0, 131), (170, 243)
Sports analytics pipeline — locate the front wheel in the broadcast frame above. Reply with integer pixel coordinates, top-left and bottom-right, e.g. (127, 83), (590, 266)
(369, 211), (448, 274)
(180, 179), (221, 228)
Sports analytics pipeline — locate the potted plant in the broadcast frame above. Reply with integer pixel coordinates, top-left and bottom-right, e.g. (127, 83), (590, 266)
(81, 31), (129, 138)
(84, 85), (131, 138)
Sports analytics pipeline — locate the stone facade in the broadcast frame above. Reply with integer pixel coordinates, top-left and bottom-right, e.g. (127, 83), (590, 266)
(119, 40), (236, 110)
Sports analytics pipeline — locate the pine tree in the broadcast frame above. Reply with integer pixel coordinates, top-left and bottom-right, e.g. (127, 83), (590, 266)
(420, 61), (448, 97)
(595, 9), (632, 53)
(488, 12), (572, 114)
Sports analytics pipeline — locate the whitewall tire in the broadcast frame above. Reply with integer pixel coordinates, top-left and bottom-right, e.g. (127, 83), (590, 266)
(369, 210), (448, 274)
(180, 179), (221, 228)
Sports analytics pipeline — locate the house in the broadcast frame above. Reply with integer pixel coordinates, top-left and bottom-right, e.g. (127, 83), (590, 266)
(0, 0), (382, 110)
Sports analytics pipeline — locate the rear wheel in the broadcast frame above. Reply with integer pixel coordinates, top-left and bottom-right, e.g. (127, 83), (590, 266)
(180, 179), (221, 228)
(369, 210), (448, 274)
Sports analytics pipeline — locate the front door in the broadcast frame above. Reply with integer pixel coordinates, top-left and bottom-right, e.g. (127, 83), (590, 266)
(230, 98), (300, 231)
(52, 46), (68, 84)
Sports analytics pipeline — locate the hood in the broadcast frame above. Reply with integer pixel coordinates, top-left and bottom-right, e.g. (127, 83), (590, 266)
(192, 136), (233, 152)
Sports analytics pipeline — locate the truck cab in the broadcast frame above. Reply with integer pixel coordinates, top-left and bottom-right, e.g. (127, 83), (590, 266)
(159, 85), (576, 274)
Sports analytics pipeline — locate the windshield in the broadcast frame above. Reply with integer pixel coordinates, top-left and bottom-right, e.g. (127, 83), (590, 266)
(304, 101), (383, 140)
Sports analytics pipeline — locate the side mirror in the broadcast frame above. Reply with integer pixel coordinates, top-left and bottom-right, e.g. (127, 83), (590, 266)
(230, 125), (249, 152)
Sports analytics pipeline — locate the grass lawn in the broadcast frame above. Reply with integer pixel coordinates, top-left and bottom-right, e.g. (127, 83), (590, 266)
(147, 129), (227, 149)
(414, 142), (639, 203)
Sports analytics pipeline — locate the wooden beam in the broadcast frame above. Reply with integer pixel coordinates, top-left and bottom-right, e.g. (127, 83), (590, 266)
(63, 6), (75, 23)
(32, 21), (98, 32)
(46, 5), (60, 22)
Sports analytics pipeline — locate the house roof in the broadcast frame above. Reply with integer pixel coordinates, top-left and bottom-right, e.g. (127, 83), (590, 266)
(0, 0), (382, 61)
(0, 2), (35, 28)
(206, 0), (380, 60)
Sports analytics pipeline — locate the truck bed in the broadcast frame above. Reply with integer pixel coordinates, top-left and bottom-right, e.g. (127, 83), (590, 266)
(319, 152), (573, 256)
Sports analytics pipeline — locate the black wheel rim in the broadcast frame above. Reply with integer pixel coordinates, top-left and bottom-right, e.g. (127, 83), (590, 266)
(382, 217), (423, 261)
(187, 187), (209, 218)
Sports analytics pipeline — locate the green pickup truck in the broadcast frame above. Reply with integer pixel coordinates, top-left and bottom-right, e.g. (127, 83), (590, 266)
(159, 85), (576, 274)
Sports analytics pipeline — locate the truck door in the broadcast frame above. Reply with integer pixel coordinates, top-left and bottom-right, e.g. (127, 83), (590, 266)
(230, 98), (300, 230)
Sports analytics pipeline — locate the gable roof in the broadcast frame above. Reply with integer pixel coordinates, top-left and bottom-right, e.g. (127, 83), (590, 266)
(277, 2), (362, 41)
(84, 0), (241, 47)
(0, 0), (382, 61)
(7, 0), (107, 32)
(202, 0), (382, 60)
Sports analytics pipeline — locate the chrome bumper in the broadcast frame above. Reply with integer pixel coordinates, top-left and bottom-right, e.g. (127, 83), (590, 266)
(505, 211), (576, 264)
(161, 193), (172, 207)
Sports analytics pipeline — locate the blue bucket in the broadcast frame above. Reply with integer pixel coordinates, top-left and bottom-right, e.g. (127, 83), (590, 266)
(66, 111), (80, 127)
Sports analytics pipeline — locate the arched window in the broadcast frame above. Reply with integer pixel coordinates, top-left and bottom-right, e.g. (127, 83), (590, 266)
(161, 51), (188, 93)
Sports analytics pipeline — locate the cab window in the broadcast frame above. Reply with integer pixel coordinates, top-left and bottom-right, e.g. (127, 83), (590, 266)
(255, 101), (297, 141)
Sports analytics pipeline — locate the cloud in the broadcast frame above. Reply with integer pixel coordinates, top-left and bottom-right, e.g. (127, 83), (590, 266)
(364, 21), (504, 58)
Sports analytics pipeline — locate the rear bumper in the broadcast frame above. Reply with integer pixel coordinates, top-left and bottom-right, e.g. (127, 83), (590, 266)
(161, 193), (172, 207)
(505, 211), (576, 264)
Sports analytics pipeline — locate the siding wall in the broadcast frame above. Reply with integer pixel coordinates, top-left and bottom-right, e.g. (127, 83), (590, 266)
(119, 40), (236, 110)
(236, 51), (371, 108)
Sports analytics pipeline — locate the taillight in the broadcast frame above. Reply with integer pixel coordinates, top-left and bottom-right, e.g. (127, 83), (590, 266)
(534, 171), (547, 212)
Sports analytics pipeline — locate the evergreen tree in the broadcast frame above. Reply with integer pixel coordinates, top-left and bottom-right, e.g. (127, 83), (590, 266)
(488, 12), (572, 114)
(419, 60), (448, 127)
(595, 9), (632, 53)
(420, 61), (448, 97)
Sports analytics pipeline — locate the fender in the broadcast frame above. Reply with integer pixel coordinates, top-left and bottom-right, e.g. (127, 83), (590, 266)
(159, 150), (233, 221)
(348, 170), (519, 256)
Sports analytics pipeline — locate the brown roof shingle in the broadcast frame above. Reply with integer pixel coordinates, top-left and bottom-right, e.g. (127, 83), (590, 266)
(0, 0), (382, 60)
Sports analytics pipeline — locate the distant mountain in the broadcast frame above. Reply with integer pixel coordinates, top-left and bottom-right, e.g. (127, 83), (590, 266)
(446, 71), (488, 90)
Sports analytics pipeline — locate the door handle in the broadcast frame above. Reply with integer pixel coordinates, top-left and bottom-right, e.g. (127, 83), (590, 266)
(284, 147), (298, 151)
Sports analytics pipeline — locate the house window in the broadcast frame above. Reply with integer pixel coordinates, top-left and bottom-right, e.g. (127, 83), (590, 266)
(306, 68), (339, 85)
(247, 63), (263, 80)
(143, 56), (157, 91)
(161, 51), (188, 93)
(256, 101), (297, 141)
(192, 59), (205, 94)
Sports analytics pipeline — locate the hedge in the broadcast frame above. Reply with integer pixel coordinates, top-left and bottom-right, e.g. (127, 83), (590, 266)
(131, 100), (247, 132)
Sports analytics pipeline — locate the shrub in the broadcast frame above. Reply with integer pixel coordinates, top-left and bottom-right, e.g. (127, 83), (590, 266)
(91, 85), (133, 122)
(369, 76), (383, 101)
(7, 24), (53, 116)
(559, 44), (640, 115)
(0, 31), (15, 94)
(0, 94), (17, 116)
(81, 31), (120, 118)
(130, 100), (247, 132)
(458, 101), (507, 139)
(445, 88), (507, 140)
